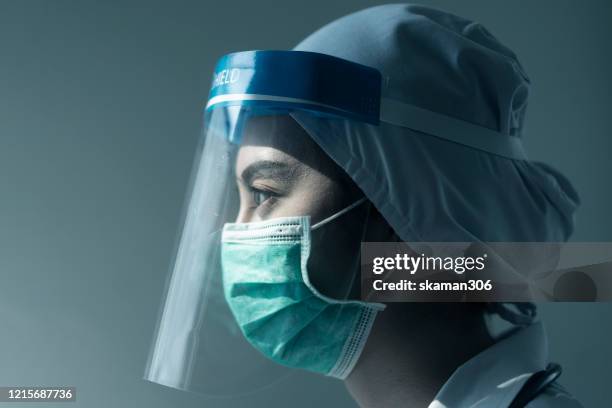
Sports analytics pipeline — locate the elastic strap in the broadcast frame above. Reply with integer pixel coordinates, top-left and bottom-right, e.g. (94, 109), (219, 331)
(312, 197), (368, 230)
(380, 98), (528, 160)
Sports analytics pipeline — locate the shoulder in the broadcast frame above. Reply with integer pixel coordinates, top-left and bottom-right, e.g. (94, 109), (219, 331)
(526, 382), (583, 408)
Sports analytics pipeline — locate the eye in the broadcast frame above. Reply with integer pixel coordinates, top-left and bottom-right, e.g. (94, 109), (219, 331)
(251, 188), (276, 206)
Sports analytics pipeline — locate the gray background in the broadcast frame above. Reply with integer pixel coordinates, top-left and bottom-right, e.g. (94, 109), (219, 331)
(0, 0), (610, 407)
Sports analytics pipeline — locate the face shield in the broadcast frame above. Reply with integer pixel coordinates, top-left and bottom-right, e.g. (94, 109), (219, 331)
(144, 50), (536, 397)
(144, 50), (387, 396)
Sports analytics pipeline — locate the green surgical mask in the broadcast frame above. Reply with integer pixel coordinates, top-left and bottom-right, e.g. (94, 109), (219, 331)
(221, 198), (386, 379)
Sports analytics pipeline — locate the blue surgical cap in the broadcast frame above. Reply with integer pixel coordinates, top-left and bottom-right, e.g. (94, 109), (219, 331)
(292, 3), (580, 245)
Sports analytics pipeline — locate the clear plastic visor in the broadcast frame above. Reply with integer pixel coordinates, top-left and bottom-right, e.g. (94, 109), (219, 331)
(144, 105), (371, 396)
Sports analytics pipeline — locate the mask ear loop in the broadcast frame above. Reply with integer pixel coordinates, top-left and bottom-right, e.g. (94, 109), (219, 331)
(311, 197), (368, 230)
(341, 199), (374, 301)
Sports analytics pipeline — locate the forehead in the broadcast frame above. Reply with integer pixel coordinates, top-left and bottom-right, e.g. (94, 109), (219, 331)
(240, 114), (314, 151)
(236, 114), (326, 176)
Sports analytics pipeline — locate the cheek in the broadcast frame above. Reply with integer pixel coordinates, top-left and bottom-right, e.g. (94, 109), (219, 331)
(267, 174), (341, 219)
(300, 180), (368, 300)
(307, 211), (366, 301)
(291, 175), (344, 220)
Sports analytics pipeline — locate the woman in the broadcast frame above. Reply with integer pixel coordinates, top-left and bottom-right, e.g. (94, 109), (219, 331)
(146, 4), (582, 407)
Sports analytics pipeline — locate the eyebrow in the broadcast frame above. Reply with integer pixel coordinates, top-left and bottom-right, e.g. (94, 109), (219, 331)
(239, 160), (295, 186)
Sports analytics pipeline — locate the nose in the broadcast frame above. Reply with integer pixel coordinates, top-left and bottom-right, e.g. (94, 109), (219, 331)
(235, 204), (251, 223)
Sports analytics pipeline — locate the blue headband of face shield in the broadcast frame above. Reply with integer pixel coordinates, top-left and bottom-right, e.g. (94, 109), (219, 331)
(206, 50), (528, 160)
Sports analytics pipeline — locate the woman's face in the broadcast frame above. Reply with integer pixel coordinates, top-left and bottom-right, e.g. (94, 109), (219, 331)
(234, 114), (361, 224)
(232, 114), (380, 300)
